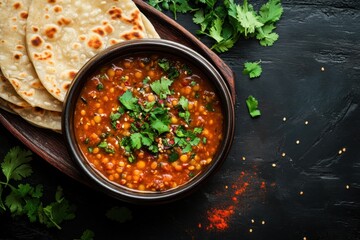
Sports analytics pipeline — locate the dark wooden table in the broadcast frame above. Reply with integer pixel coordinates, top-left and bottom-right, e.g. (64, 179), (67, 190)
(1, 0), (359, 239)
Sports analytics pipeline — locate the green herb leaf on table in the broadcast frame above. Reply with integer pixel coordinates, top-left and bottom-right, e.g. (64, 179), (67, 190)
(148, 0), (283, 52)
(1, 146), (32, 184)
(77, 229), (95, 240)
(246, 95), (261, 118)
(243, 61), (262, 78)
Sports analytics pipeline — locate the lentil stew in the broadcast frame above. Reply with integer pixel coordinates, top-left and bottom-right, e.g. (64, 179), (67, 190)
(73, 53), (224, 192)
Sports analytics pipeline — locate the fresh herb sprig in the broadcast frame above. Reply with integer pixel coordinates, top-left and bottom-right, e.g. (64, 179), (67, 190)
(148, 0), (283, 52)
(0, 147), (76, 229)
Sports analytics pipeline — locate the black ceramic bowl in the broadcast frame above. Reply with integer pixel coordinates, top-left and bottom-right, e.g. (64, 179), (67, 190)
(62, 39), (234, 204)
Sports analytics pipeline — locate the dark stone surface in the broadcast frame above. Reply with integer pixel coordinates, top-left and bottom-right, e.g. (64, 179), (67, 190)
(0, 0), (359, 239)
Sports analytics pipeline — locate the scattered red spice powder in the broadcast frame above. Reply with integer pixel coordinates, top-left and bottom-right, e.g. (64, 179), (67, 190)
(204, 169), (268, 231)
(206, 206), (235, 231)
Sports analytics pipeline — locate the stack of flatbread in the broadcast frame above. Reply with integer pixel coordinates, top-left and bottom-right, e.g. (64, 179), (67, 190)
(0, 0), (159, 131)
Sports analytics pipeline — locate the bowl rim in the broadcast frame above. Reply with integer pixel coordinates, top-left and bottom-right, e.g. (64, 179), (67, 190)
(62, 39), (235, 204)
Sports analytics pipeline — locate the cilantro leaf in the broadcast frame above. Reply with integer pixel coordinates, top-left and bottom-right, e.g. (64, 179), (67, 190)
(106, 206), (133, 223)
(256, 24), (279, 46)
(243, 61), (262, 78)
(119, 90), (138, 111)
(209, 17), (224, 42)
(1, 147), (32, 184)
(40, 186), (76, 230)
(178, 96), (189, 110)
(130, 133), (143, 149)
(258, 0), (283, 24)
(246, 95), (261, 117)
(169, 151), (180, 162)
(77, 229), (95, 240)
(235, 0), (263, 36)
(150, 77), (173, 99)
(179, 111), (191, 123)
(151, 118), (170, 134)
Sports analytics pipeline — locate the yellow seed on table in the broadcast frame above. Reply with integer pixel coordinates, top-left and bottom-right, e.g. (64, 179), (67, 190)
(84, 124), (89, 130)
(96, 154), (102, 159)
(95, 102), (101, 108)
(80, 110), (86, 116)
(172, 100), (178, 106)
(114, 173), (120, 179)
(137, 160), (146, 169)
(98, 108), (104, 114)
(119, 161), (125, 167)
(196, 164), (201, 170)
(193, 85), (200, 91)
(126, 175), (132, 181)
(103, 96), (109, 102)
(138, 184), (145, 191)
(108, 175), (114, 181)
(110, 87), (114, 93)
(206, 158), (212, 164)
(150, 161), (158, 169)
(102, 158), (109, 164)
(138, 152), (144, 159)
(188, 166), (195, 170)
(93, 115), (101, 123)
(180, 154), (188, 162)
(133, 175), (140, 182)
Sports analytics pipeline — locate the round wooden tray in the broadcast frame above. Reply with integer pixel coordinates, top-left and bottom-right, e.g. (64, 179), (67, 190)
(0, 1), (236, 185)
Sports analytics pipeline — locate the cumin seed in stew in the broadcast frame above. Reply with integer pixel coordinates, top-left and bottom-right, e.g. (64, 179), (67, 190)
(74, 54), (224, 192)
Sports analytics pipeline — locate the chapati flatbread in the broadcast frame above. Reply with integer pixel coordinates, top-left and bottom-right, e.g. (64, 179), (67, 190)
(8, 102), (62, 131)
(0, 0), (63, 112)
(0, 70), (30, 108)
(26, 0), (158, 102)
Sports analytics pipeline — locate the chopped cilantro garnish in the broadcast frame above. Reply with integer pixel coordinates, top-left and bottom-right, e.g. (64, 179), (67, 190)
(119, 90), (139, 111)
(178, 96), (189, 110)
(246, 95), (261, 117)
(169, 152), (179, 162)
(150, 77), (173, 99)
(205, 102), (215, 112)
(96, 83), (104, 91)
(179, 111), (191, 124)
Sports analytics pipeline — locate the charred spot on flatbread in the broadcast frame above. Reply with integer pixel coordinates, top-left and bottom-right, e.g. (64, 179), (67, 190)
(30, 35), (43, 47)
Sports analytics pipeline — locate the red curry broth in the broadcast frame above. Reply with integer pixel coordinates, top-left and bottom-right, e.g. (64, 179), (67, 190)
(74, 53), (224, 192)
